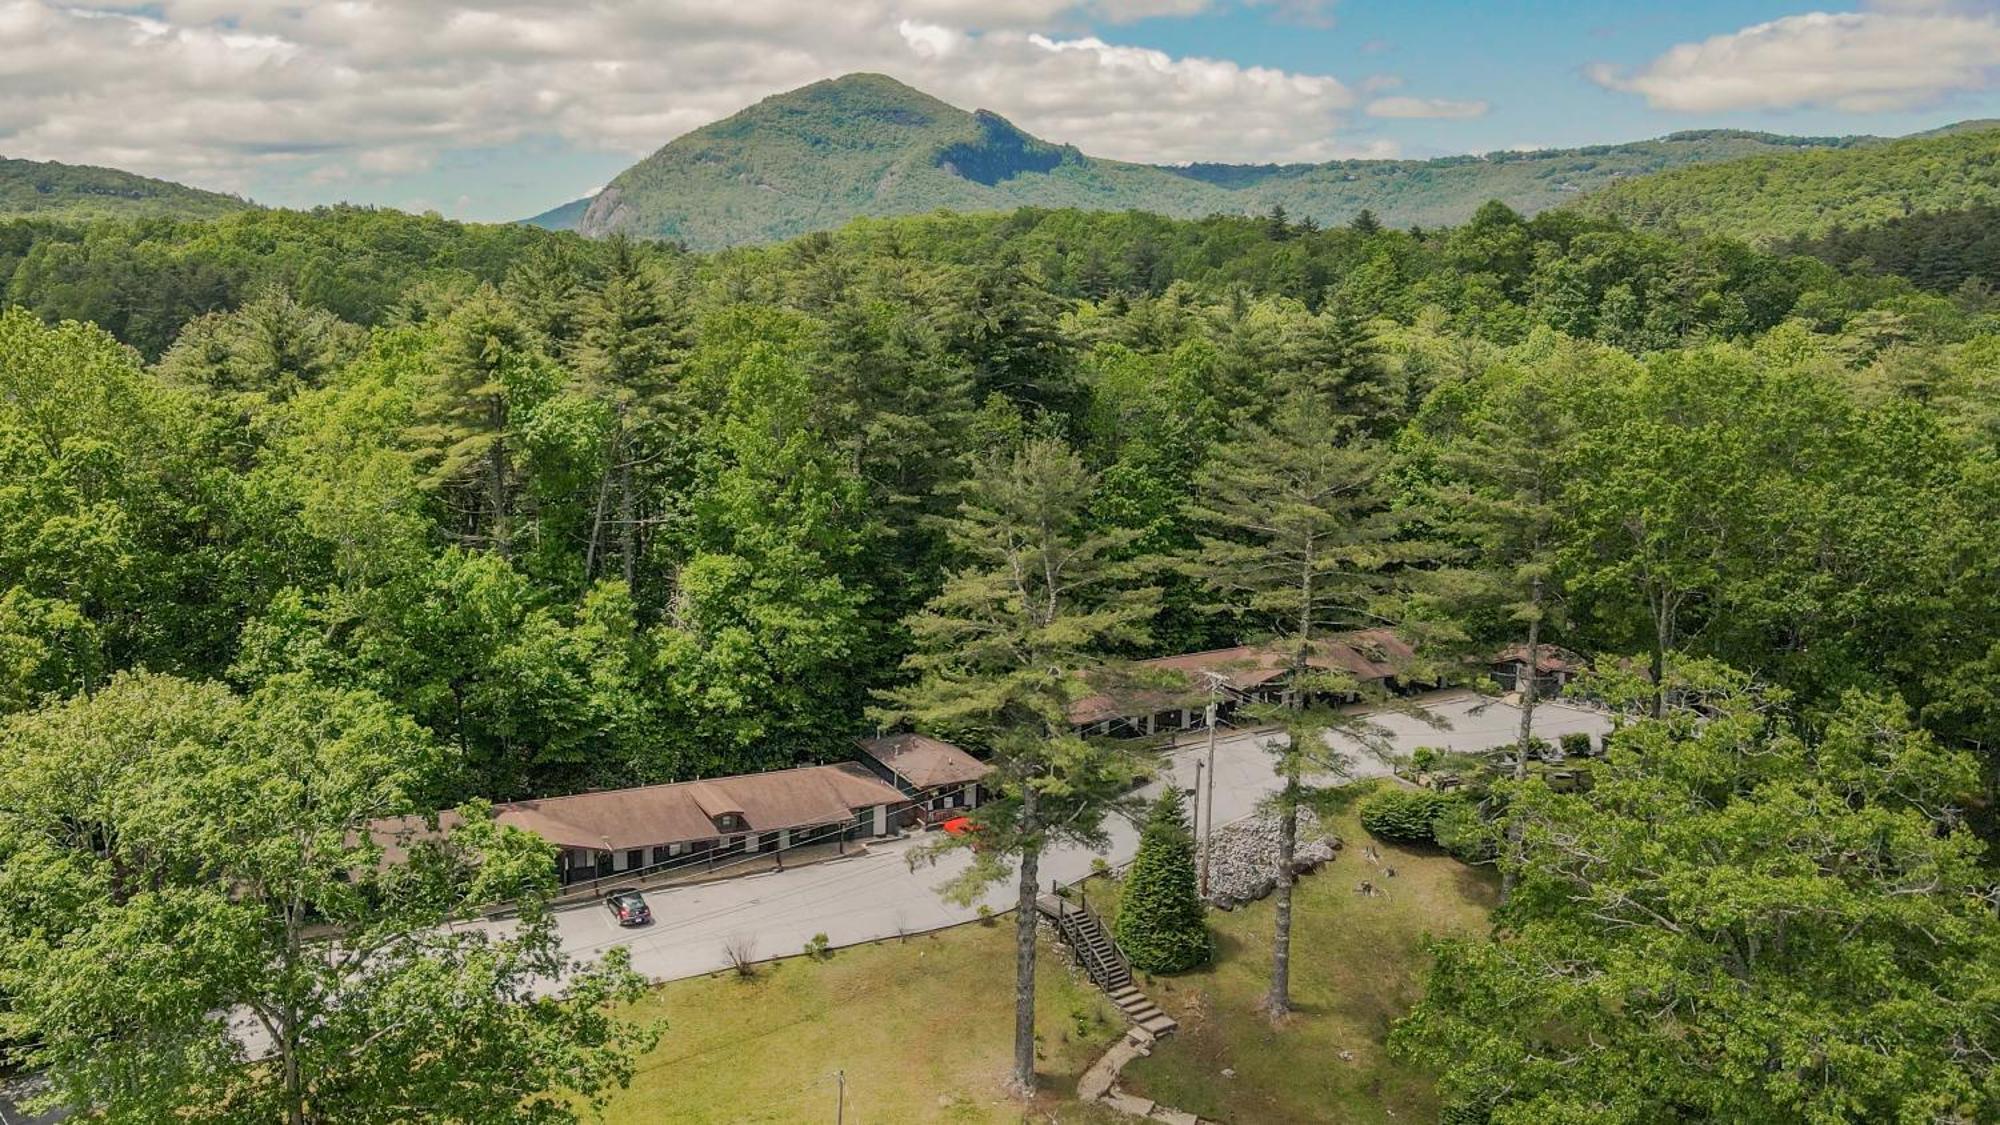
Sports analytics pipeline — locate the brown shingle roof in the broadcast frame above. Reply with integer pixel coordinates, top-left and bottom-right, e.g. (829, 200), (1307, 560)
(1494, 643), (1580, 675)
(367, 764), (906, 854)
(856, 734), (993, 790)
(1067, 630), (1418, 725)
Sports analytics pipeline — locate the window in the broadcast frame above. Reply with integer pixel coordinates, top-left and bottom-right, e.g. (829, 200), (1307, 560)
(627, 849), (643, 870)
(652, 846), (669, 865)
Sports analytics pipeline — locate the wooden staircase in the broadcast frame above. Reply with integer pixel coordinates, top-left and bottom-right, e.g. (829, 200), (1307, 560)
(1038, 894), (1178, 1039)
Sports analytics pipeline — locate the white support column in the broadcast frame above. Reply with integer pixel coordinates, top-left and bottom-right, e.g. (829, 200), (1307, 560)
(778, 828), (790, 850)
(872, 804), (887, 836)
(744, 833), (759, 854)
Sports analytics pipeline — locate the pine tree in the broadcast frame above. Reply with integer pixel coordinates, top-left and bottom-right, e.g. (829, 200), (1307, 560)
(881, 436), (1157, 1096)
(1410, 362), (1577, 902)
(1349, 208), (1383, 236)
(407, 288), (552, 558)
(1187, 388), (1416, 1019)
(574, 236), (688, 589)
(1115, 786), (1210, 973)
(1284, 292), (1394, 427)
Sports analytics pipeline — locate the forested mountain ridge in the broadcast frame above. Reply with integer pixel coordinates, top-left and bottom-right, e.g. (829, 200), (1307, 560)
(529, 73), (1884, 248)
(1572, 123), (2000, 244)
(0, 155), (253, 222)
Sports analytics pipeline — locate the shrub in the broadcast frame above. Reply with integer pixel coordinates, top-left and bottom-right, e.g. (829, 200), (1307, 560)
(802, 932), (831, 959)
(1360, 787), (1452, 844)
(1411, 746), (1441, 772)
(1560, 732), (1593, 757)
(1431, 797), (1494, 862)
(1114, 787), (1211, 974)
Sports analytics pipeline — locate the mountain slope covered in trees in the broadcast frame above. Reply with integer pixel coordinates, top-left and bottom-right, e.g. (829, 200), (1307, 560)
(1572, 124), (2000, 244)
(0, 155), (252, 222)
(532, 73), (1881, 248)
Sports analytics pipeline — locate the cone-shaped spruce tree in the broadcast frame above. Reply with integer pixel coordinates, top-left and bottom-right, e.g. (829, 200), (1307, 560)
(1115, 786), (1210, 973)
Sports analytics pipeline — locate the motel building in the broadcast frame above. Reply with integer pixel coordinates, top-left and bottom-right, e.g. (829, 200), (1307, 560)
(367, 736), (994, 887)
(1068, 628), (1424, 738)
(854, 732), (991, 829)
(369, 763), (902, 886)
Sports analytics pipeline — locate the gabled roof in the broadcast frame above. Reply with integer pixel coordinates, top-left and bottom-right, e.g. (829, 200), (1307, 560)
(1494, 643), (1581, 675)
(856, 733), (992, 790)
(1067, 629), (1419, 725)
(366, 763), (905, 854)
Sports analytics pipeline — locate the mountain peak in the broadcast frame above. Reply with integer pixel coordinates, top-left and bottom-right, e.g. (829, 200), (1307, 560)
(540, 76), (1906, 250)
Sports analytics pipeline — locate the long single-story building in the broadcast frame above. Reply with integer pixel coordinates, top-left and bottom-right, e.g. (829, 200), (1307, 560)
(855, 733), (991, 828)
(1069, 629), (1424, 737)
(368, 762), (907, 886)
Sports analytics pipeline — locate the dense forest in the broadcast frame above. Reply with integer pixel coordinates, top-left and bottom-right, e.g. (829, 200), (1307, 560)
(3, 195), (1997, 1120)
(8, 200), (1999, 802)
(0, 155), (253, 223)
(1576, 123), (2000, 243)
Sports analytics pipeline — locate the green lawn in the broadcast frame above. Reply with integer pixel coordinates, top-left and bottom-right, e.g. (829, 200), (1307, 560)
(591, 807), (1494, 1124)
(595, 922), (1129, 1124)
(1111, 808), (1497, 1124)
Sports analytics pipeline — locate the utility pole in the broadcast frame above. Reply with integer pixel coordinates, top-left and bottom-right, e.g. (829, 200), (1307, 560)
(834, 1069), (845, 1125)
(1198, 681), (1223, 897)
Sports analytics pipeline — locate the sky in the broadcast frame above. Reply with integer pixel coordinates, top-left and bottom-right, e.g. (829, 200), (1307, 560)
(4, 0), (2000, 222)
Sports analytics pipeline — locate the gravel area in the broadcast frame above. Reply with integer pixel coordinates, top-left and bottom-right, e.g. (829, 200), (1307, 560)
(1201, 808), (1341, 910)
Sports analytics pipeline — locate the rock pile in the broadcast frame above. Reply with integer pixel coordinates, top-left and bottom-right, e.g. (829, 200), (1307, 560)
(1200, 808), (1341, 910)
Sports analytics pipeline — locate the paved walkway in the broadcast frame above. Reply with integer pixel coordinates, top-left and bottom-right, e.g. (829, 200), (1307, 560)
(476, 691), (1612, 984)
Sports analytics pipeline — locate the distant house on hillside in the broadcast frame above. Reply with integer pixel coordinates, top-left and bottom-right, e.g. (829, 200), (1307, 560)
(1068, 628), (1425, 738)
(367, 763), (905, 886)
(855, 733), (991, 828)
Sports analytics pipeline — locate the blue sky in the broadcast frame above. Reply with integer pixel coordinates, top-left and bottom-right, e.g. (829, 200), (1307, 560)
(6, 1), (1999, 222)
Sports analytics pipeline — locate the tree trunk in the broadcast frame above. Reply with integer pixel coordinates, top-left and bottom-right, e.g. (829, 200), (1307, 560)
(1263, 542), (1311, 1019)
(583, 426), (617, 581)
(619, 442), (637, 591)
(1650, 596), (1670, 720)
(1499, 577), (1542, 905)
(1010, 786), (1042, 1097)
(282, 884), (306, 1125)
(487, 400), (511, 559)
(1263, 771), (1298, 1019)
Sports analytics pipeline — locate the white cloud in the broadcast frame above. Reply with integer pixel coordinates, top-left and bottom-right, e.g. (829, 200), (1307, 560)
(0, 0), (1441, 198)
(1367, 95), (1488, 119)
(1590, 2), (2000, 113)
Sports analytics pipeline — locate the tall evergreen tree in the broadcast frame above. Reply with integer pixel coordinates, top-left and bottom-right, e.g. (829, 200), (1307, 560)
(882, 436), (1156, 1095)
(1115, 786), (1210, 974)
(574, 236), (688, 590)
(407, 289), (554, 559)
(1410, 361), (1577, 900)
(1187, 389), (1415, 1018)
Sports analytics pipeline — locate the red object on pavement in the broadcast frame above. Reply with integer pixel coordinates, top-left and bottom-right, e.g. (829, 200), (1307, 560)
(941, 816), (973, 836)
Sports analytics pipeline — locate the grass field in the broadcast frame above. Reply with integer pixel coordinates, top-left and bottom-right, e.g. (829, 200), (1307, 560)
(595, 920), (1129, 1124)
(592, 806), (1494, 1124)
(1111, 808), (1497, 1123)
